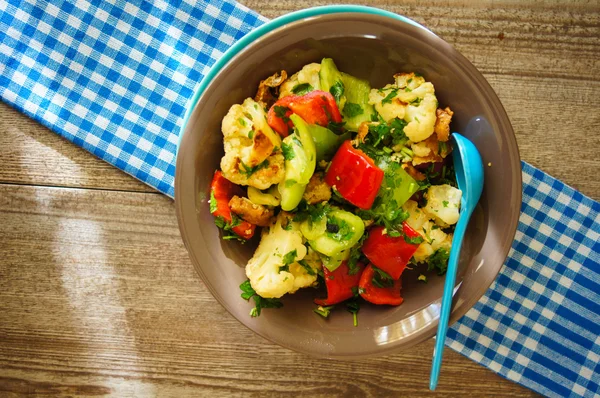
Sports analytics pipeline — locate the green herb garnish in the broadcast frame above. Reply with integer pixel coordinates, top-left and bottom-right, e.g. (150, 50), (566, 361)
(273, 105), (291, 123)
(329, 80), (345, 104)
(314, 305), (334, 318)
(342, 102), (364, 118)
(281, 142), (295, 161)
(381, 88), (399, 105)
(291, 83), (313, 95)
(346, 299), (360, 327)
(239, 159), (269, 177)
(428, 248), (450, 275)
(240, 280), (283, 317)
(298, 259), (316, 276)
(371, 265), (394, 288)
(209, 190), (217, 213)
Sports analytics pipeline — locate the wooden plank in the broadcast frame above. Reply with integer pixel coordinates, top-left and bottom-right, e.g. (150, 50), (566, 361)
(0, 102), (154, 193)
(0, 184), (538, 397)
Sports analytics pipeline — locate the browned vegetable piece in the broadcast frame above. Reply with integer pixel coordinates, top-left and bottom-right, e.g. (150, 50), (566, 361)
(229, 195), (275, 227)
(411, 132), (452, 166)
(247, 130), (274, 167)
(357, 121), (370, 143)
(302, 172), (332, 204)
(254, 70), (288, 109)
(434, 107), (454, 142)
(402, 163), (426, 181)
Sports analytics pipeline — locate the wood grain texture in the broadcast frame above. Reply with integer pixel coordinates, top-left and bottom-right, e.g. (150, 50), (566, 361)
(1, 0), (598, 396)
(0, 102), (154, 193)
(0, 185), (538, 397)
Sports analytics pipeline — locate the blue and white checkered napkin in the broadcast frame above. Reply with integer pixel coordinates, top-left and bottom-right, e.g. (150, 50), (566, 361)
(1, 1), (598, 396)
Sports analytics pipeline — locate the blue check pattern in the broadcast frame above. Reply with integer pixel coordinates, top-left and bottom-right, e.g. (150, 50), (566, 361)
(448, 162), (600, 397)
(0, 0), (265, 196)
(1, 2), (599, 397)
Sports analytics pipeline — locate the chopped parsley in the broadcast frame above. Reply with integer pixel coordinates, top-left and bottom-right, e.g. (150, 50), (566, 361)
(239, 159), (269, 177)
(291, 83), (313, 95)
(329, 80), (345, 104)
(442, 200), (449, 208)
(410, 97), (422, 106)
(282, 249), (297, 266)
(371, 266), (394, 288)
(346, 299), (360, 327)
(327, 120), (346, 135)
(314, 305), (334, 318)
(342, 102), (364, 118)
(404, 234), (424, 245)
(326, 218), (354, 242)
(238, 117), (247, 127)
(298, 259), (316, 276)
(347, 234), (368, 275)
(240, 280), (283, 317)
(273, 105), (291, 123)
(438, 141), (448, 154)
(381, 88), (399, 105)
(209, 190), (217, 213)
(428, 248), (450, 275)
(293, 202), (332, 224)
(281, 142), (295, 161)
(214, 214), (246, 242)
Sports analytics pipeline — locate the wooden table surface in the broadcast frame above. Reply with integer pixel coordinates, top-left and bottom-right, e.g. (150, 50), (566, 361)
(1, 1), (598, 396)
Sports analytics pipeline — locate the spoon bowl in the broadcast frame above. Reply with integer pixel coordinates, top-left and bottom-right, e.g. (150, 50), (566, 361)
(430, 133), (484, 389)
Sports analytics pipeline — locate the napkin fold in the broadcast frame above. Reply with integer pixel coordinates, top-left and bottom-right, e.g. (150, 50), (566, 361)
(1, 1), (598, 397)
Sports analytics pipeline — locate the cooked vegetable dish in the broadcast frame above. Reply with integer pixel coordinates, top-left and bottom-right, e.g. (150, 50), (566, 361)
(209, 58), (462, 324)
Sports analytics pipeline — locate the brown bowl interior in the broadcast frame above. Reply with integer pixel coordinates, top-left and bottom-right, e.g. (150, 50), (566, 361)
(175, 13), (521, 358)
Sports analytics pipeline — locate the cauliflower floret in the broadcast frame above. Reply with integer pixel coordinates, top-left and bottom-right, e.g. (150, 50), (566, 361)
(368, 84), (406, 122)
(368, 72), (438, 143)
(246, 213), (320, 298)
(279, 63), (321, 98)
(402, 199), (430, 232)
(220, 98), (285, 189)
(413, 221), (453, 263)
(423, 184), (462, 227)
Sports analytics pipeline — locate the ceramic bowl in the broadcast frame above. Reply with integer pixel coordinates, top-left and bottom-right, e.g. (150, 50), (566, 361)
(175, 5), (521, 358)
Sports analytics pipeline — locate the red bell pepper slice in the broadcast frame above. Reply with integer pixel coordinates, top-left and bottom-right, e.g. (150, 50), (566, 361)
(361, 224), (421, 280)
(359, 264), (404, 306)
(210, 171), (255, 240)
(314, 261), (365, 306)
(267, 90), (342, 137)
(324, 140), (384, 209)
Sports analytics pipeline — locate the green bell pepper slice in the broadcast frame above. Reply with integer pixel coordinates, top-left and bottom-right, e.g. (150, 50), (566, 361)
(278, 114), (317, 211)
(248, 186), (280, 207)
(376, 157), (419, 207)
(308, 123), (351, 162)
(302, 207), (365, 270)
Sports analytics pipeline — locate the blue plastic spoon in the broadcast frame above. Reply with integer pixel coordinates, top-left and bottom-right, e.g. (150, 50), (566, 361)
(429, 133), (484, 390)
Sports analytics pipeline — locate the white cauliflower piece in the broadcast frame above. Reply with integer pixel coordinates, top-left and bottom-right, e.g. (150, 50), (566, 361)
(413, 221), (453, 263)
(220, 98), (285, 189)
(368, 84), (406, 122)
(368, 72), (438, 142)
(403, 199), (455, 263)
(246, 214), (319, 298)
(279, 63), (321, 98)
(403, 199), (430, 232)
(423, 184), (462, 227)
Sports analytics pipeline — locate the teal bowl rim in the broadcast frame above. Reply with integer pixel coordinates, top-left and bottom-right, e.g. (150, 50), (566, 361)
(178, 5), (431, 149)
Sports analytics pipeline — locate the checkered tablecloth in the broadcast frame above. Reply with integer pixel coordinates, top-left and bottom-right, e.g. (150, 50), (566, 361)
(1, 1), (598, 396)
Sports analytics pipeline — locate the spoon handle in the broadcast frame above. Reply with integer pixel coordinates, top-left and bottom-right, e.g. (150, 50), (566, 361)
(429, 212), (469, 390)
